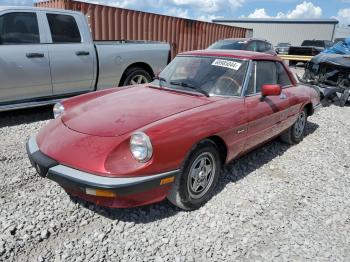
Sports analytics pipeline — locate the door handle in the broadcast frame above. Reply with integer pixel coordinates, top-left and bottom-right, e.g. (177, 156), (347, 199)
(76, 51), (90, 56)
(26, 53), (44, 58)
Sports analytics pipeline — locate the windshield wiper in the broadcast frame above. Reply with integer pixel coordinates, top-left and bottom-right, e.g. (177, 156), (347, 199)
(169, 81), (210, 97)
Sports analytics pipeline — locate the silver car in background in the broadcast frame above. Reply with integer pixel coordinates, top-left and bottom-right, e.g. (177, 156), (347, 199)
(275, 42), (291, 55)
(0, 6), (170, 111)
(208, 38), (277, 56)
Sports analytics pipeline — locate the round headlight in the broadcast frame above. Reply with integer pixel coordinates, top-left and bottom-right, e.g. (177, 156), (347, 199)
(53, 102), (65, 119)
(130, 132), (153, 162)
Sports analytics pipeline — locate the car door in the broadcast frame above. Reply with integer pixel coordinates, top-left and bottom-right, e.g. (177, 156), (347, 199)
(44, 12), (95, 95)
(273, 61), (295, 133)
(243, 60), (290, 151)
(0, 11), (52, 103)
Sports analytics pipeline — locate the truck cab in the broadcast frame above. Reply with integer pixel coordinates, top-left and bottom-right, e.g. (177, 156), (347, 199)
(0, 6), (170, 111)
(0, 7), (96, 104)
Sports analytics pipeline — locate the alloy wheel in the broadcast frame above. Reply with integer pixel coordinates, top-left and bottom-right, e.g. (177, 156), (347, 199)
(294, 111), (306, 138)
(130, 75), (149, 85)
(187, 152), (216, 199)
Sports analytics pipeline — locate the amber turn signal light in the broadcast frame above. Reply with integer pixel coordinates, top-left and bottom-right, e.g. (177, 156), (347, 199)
(160, 176), (175, 185)
(86, 188), (116, 198)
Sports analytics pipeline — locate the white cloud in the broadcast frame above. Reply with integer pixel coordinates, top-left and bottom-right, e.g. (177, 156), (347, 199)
(169, 0), (244, 13)
(86, 0), (246, 21)
(278, 1), (322, 18)
(66, 0), (245, 20)
(228, 0), (245, 9)
(89, 0), (163, 8)
(335, 8), (350, 25)
(246, 8), (271, 18)
(197, 14), (224, 22)
(245, 1), (322, 19)
(165, 7), (189, 18)
(0, 0), (36, 5)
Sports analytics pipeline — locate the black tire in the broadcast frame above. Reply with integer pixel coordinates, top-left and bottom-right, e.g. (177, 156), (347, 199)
(280, 108), (307, 145)
(167, 140), (221, 210)
(121, 67), (152, 86)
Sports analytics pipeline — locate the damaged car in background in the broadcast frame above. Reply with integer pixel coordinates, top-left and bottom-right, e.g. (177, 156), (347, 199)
(300, 38), (350, 107)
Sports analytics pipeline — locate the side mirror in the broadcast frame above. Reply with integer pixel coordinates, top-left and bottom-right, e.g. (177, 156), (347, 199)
(261, 84), (282, 98)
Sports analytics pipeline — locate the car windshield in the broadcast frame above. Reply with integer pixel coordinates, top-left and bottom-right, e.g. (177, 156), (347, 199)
(153, 56), (248, 97)
(278, 43), (290, 47)
(208, 40), (246, 50)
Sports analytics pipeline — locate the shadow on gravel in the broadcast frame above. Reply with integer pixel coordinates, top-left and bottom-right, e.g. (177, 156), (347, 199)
(216, 120), (319, 192)
(72, 197), (181, 223)
(0, 106), (53, 128)
(72, 121), (319, 223)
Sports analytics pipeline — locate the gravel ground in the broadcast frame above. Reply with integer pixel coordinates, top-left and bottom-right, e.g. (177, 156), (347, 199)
(1, 102), (350, 261)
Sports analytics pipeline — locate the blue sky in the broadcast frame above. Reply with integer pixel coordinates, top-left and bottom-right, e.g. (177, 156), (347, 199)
(2, 0), (350, 25)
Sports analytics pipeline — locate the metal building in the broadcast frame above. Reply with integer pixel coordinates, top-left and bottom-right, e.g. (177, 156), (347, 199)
(335, 26), (350, 40)
(35, 0), (248, 58)
(213, 18), (339, 46)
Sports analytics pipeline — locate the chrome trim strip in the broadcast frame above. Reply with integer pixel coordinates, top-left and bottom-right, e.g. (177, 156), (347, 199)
(241, 60), (253, 97)
(48, 165), (181, 188)
(27, 136), (39, 154)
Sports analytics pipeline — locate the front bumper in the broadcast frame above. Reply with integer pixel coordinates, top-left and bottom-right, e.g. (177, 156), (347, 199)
(26, 136), (180, 196)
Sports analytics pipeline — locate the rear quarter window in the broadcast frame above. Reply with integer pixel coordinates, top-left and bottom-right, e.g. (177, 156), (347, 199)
(257, 41), (267, 52)
(246, 41), (257, 52)
(47, 14), (81, 43)
(266, 42), (272, 50)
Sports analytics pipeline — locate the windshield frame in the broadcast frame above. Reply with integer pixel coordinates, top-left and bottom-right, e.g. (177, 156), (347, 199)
(152, 55), (251, 98)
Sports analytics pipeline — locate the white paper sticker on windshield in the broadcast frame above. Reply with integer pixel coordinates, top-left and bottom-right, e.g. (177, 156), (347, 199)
(212, 59), (241, 70)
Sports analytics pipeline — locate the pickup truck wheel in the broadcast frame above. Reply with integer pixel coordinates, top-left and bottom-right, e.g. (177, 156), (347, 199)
(280, 108), (307, 145)
(122, 67), (152, 86)
(167, 140), (221, 210)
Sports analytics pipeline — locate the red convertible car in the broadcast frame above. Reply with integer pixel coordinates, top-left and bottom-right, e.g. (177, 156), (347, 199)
(26, 50), (320, 210)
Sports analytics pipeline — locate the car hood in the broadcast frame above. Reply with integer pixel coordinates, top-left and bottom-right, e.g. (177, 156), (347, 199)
(62, 86), (213, 137)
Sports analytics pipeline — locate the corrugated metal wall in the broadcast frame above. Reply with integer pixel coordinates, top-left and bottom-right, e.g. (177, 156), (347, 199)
(216, 21), (335, 46)
(34, 0), (247, 58)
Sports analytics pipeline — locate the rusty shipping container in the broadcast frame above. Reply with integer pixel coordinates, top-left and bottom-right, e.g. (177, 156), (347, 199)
(35, 0), (248, 58)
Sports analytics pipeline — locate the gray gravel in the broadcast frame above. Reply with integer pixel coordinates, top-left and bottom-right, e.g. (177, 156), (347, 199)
(1, 103), (350, 261)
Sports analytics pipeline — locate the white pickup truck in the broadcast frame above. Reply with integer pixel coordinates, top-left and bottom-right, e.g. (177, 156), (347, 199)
(0, 6), (170, 111)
